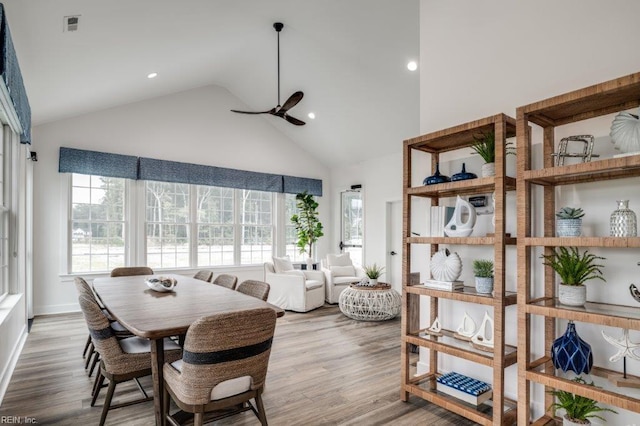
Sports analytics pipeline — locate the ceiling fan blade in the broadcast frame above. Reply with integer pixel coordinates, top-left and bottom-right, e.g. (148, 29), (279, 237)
(230, 108), (275, 115)
(283, 114), (306, 126)
(278, 91), (304, 113)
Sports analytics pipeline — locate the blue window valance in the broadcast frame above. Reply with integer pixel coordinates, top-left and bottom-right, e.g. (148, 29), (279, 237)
(0, 4), (31, 144)
(59, 147), (322, 196)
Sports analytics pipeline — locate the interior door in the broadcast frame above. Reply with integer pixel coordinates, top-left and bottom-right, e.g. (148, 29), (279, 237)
(387, 200), (402, 292)
(340, 189), (363, 266)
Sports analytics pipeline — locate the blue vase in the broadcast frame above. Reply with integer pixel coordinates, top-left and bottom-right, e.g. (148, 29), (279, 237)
(551, 321), (592, 375)
(424, 163), (451, 185)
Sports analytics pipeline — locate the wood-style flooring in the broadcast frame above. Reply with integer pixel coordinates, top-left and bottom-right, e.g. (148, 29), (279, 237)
(0, 305), (476, 425)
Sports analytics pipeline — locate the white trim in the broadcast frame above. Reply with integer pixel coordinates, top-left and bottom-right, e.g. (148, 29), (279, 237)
(59, 173), (71, 274)
(0, 80), (23, 138)
(0, 322), (27, 406)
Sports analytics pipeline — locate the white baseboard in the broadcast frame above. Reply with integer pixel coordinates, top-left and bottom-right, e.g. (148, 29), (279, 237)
(0, 324), (28, 406)
(33, 303), (79, 316)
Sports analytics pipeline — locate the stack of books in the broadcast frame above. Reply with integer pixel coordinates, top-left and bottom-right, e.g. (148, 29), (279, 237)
(430, 206), (455, 237)
(423, 279), (463, 291)
(436, 372), (492, 406)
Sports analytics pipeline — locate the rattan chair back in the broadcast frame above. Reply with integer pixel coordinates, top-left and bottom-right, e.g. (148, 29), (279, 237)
(110, 266), (154, 277)
(193, 270), (213, 282)
(236, 280), (270, 301)
(212, 274), (238, 290)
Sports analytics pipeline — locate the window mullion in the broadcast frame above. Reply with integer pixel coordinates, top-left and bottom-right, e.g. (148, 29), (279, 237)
(234, 189), (241, 265)
(190, 185), (197, 268)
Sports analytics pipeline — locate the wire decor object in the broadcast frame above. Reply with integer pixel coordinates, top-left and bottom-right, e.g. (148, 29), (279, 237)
(551, 135), (599, 166)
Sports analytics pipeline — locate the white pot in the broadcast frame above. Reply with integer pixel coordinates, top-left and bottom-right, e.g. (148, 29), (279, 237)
(481, 162), (496, 177)
(368, 278), (378, 286)
(306, 257), (314, 270)
(556, 218), (582, 237)
(475, 277), (494, 294)
(558, 284), (587, 306)
(563, 415), (590, 426)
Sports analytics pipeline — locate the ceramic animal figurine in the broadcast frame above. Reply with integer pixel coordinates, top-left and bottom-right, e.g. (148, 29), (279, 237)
(471, 312), (494, 349)
(444, 195), (477, 237)
(455, 312), (476, 340)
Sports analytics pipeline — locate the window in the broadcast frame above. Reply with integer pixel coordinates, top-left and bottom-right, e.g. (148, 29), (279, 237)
(145, 181), (190, 269)
(70, 174), (126, 273)
(284, 193), (306, 262)
(239, 190), (273, 265)
(197, 185), (234, 266)
(0, 131), (7, 299)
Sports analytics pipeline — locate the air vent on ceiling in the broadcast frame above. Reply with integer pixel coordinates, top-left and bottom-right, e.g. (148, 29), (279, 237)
(63, 15), (80, 32)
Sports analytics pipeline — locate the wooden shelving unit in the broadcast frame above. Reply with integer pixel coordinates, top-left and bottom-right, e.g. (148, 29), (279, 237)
(516, 71), (640, 424)
(401, 114), (517, 425)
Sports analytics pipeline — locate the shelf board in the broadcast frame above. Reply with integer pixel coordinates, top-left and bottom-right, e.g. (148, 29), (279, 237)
(527, 357), (640, 413)
(520, 71), (640, 127)
(406, 285), (518, 306)
(524, 236), (640, 248)
(406, 328), (517, 367)
(407, 236), (517, 246)
(407, 176), (516, 198)
(404, 114), (516, 154)
(531, 415), (557, 426)
(526, 297), (640, 329)
(404, 377), (517, 426)
(523, 154), (640, 186)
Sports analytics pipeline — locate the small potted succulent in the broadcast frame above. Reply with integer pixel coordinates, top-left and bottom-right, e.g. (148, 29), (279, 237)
(556, 207), (584, 237)
(548, 377), (617, 425)
(363, 263), (385, 286)
(470, 130), (515, 177)
(473, 259), (494, 294)
(540, 247), (606, 306)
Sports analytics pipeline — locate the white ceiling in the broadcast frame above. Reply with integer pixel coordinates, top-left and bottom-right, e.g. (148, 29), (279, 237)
(2, 0), (420, 167)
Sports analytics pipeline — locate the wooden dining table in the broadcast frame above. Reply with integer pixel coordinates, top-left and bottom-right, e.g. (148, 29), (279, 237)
(92, 274), (284, 426)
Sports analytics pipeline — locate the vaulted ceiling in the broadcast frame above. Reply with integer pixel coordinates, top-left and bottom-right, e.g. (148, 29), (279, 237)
(2, 0), (420, 167)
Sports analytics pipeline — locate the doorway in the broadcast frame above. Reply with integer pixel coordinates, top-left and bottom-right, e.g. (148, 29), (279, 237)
(339, 189), (363, 266)
(386, 200), (402, 292)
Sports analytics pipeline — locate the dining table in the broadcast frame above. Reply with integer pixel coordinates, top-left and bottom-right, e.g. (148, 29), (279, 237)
(92, 274), (284, 426)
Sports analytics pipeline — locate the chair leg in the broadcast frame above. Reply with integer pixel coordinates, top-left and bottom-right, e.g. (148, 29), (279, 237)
(163, 383), (170, 420)
(82, 334), (92, 358)
(85, 343), (94, 369)
(194, 412), (203, 426)
(255, 392), (268, 426)
(88, 352), (100, 377)
(91, 372), (105, 406)
(99, 379), (117, 426)
(91, 368), (102, 398)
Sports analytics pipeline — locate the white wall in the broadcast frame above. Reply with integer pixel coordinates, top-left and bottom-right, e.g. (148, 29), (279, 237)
(31, 84), (330, 315)
(420, 0), (640, 423)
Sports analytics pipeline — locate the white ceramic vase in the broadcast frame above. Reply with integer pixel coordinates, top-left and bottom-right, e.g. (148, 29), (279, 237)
(369, 278), (378, 286)
(475, 277), (494, 294)
(481, 162), (496, 177)
(558, 284), (586, 306)
(556, 218), (582, 237)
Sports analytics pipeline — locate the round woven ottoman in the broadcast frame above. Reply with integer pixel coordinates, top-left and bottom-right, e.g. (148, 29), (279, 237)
(338, 283), (401, 321)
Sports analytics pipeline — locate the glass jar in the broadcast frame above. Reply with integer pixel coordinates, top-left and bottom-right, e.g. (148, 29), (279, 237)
(610, 200), (638, 237)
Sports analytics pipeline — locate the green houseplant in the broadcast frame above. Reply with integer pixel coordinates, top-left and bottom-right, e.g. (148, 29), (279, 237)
(472, 259), (494, 294)
(470, 130), (515, 177)
(291, 191), (324, 268)
(548, 377), (617, 425)
(540, 247), (605, 306)
(556, 207), (585, 237)
(363, 263), (385, 286)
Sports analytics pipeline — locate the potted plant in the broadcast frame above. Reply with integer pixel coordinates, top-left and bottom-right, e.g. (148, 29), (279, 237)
(290, 191), (324, 269)
(470, 130), (515, 177)
(540, 247), (606, 306)
(473, 259), (494, 294)
(548, 377), (617, 425)
(556, 207), (584, 237)
(363, 263), (385, 286)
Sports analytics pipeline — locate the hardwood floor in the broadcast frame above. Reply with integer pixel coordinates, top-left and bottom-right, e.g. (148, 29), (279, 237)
(0, 305), (476, 425)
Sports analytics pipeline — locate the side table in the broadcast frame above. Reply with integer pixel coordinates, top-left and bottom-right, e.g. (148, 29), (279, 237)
(338, 283), (401, 321)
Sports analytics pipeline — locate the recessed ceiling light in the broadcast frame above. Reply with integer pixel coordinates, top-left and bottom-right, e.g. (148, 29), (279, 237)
(308, 112), (316, 119)
(147, 72), (158, 79)
(407, 61), (418, 71)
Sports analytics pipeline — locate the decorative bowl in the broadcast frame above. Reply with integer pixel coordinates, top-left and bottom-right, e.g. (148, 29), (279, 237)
(145, 276), (178, 292)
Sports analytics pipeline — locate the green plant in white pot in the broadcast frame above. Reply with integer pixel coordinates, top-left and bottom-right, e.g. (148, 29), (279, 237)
(291, 191), (324, 269)
(548, 377), (617, 426)
(540, 247), (605, 306)
(473, 259), (494, 294)
(470, 130), (515, 177)
(363, 263), (385, 286)
(556, 207), (584, 237)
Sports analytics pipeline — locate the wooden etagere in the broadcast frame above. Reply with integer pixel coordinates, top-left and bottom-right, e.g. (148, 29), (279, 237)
(516, 71), (640, 424)
(401, 114), (518, 425)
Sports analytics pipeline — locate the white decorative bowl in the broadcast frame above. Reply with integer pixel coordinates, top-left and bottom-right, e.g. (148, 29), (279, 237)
(145, 276), (178, 292)
(430, 249), (462, 282)
(610, 110), (640, 155)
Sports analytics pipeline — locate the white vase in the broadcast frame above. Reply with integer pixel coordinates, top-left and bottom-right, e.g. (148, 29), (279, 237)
(556, 218), (582, 237)
(475, 277), (494, 294)
(558, 284), (586, 306)
(368, 278), (378, 286)
(481, 162), (496, 177)
(306, 257), (314, 270)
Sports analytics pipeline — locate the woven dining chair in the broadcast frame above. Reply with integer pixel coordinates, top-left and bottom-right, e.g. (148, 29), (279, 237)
(212, 274), (238, 290)
(163, 307), (277, 426)
(193, 269), (213, 282)
(77, 293), (182, 426)
(236, 280), (270, 301)
(110, 266), (154, 277)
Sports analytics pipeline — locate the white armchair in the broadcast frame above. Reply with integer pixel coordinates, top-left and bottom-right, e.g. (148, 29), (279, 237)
(321, 253), (366, 304)
(263, 259), (325, 313)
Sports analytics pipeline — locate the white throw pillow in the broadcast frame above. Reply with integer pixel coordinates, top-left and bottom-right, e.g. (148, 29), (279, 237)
(330, 265), (356, 277)
(273, 256), (294, 273)
(327, 253), (352, 267)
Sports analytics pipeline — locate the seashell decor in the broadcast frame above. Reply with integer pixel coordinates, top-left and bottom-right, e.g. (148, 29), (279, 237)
(430, 249), (462, 282)
(610, 109), (640, 155)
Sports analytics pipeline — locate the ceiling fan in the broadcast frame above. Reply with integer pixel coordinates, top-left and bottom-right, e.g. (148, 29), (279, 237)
(231, 22), (306, 126)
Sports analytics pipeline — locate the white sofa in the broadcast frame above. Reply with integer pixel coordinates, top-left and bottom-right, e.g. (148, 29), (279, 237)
(321, 253), (366, 304)
(263, 261), (325, 312)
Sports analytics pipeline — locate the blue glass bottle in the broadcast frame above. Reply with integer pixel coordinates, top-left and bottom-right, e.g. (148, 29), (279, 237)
(551, 321), (593, 375)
